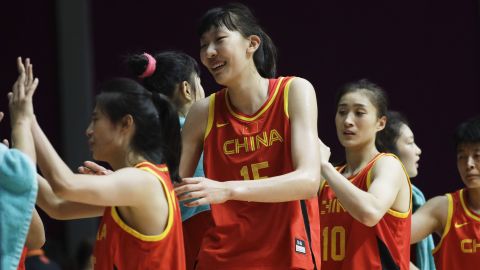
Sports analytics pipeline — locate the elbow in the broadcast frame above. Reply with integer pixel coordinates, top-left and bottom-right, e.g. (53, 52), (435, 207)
(44, 207), (69, 220)
(301, 171), (321, 199)
(410, 238), (417, 245)
(53, 209), (76, 221)
(37, 199), (68, 220)
(357, 209), (383, 227)
(39, 202), (74, 220)
(410, 227), (421, 244)
(25, 232), (45, 250)
(49, 176), (75, 200)
(47, 170), (76, 198)
(51, 183), (67, 197)
(31, 234), (46, 249)
(50, 182), (74, 202)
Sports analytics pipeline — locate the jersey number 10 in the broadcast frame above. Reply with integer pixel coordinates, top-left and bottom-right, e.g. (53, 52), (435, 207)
(322, 226), (346, 261)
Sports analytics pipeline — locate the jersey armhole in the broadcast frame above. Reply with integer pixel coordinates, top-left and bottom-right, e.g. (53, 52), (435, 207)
(204, 93), (216, 141)
(366, 153), (412, 218)
(283, 77), (295, 118)
(111, 166), (175, 242)
(432, 194), (453, 254)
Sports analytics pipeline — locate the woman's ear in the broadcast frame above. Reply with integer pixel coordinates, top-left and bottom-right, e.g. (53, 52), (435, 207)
(377, 115), (387, 132)
(247, 35), (261, 54)
(120, 114), (134, 131)
(178, 81), (193, 102)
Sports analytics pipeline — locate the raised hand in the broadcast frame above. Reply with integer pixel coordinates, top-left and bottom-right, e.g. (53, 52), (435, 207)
(0, 112), (8, 147)
(2, 139), (9, 147)
(8, 57), (39, 125)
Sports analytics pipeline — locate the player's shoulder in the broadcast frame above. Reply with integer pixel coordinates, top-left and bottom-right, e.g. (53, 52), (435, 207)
(371, 154), (405, 177)
(287, 76), (314, 92)
(425, 195), (450, 222)
(191, 96), (211, 113)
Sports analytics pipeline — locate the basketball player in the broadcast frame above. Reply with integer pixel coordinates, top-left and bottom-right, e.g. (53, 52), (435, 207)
(175, 3), (321, 269)
(12, 60), (186, 269)
(411, 116), (480, 269)
(318, 80), (412, 269)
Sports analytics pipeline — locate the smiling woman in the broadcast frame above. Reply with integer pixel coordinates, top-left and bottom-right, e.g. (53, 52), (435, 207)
(176, 3), (322, 269)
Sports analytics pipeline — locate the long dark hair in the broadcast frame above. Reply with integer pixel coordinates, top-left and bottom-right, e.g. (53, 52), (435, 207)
(376, 111), (409, 155)
(197, 3), (277, 78)
(126, 51), (201, 99)
(95, 78), (181, 181)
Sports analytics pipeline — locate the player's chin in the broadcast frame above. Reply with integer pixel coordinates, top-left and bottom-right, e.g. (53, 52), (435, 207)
(463, 177), (480, 189)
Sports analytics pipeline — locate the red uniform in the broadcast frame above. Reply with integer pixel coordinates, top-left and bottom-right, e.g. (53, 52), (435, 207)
(201, 77), (321, 270)
(319, 153), (411, 270)
(183, 211), (213, 270)
(433, 189), (480, 269)
(92, 162), (185, 270)
(16, 247), (27, 270)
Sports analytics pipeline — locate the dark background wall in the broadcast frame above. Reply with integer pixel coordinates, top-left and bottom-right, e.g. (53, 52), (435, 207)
(1, 0), (478, 267)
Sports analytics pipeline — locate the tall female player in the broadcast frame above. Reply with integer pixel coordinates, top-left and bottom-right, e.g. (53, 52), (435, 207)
(175, 3), (321, 269)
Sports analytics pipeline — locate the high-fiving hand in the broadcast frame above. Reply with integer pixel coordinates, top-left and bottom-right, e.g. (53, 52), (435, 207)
(0, 112), (9, 146)
(8, 57), (39, 125)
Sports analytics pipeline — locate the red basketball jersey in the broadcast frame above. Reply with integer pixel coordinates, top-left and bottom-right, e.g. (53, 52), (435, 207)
(16, 247), (27, 270)
(319, 153), (411, 270)
(201, 77), (321, 269)
(92, 162), (185, 270)
(433, 189), (480, 269)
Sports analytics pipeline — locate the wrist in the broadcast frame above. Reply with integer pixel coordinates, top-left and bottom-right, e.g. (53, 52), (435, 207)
(12, 118), (32, 127)
(224, 181), (237, 201)
(31, 114), (37, 124)
(321, 162), (336, 179)
(320, 161), (333, 170)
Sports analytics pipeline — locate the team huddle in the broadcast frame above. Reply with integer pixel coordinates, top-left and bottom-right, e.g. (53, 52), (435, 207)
(1, 3), (479, 270)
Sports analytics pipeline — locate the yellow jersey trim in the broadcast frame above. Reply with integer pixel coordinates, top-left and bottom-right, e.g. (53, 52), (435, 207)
(283, 78), (294, 118)
(366, 153), (412, 219)
(110, 166), (175, 242)
(204, 94), (215, 140)
(432, 194), (453, 254)
(459, 189), (480, 222)
(225, 77), (285, 122)
(319, 179), (328, 195)
(134, 161), (168, 172)
(325, 164), (362, 187)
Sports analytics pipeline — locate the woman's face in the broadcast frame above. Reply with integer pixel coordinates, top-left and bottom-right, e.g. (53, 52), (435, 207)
(457, 142), (480, 188)
(85, 106), (123, 162)
(395, 124), (421, 178)
(335, 91), (385, 149)
(199, 26), (251, 85)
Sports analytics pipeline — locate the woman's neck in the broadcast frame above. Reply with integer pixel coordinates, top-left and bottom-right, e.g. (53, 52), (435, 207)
(225, 69), (269, 115)
(108, 150), (146, 171)
(177, 103), (191, 118)
(343, 142), (379, 177)
(466, 187), (480, 214)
